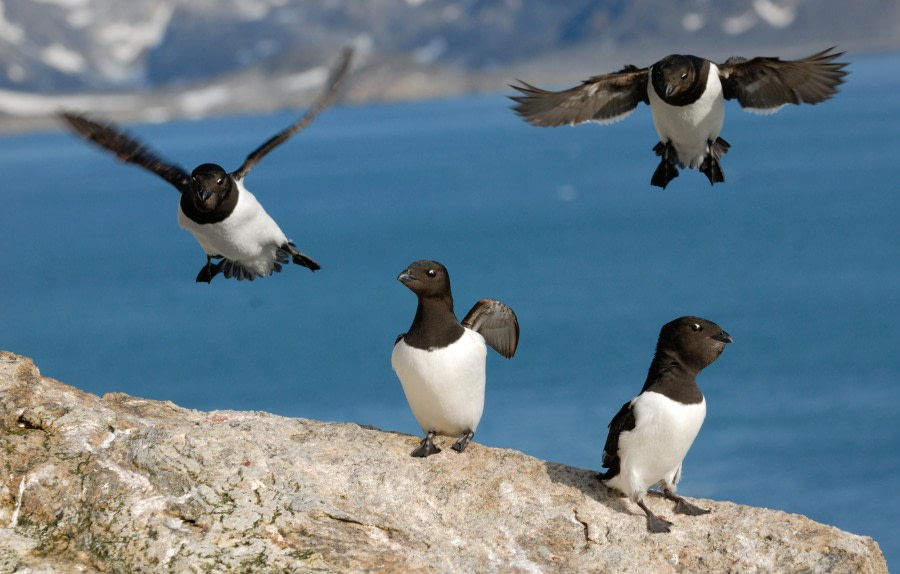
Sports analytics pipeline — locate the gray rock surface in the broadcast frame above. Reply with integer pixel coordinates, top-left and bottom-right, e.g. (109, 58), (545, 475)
(0, 351), (888, 573)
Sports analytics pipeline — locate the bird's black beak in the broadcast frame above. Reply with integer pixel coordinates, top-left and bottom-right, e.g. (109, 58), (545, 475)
(397, 269), (414, 284)
(712, 331), (733, 344)
(665, 84), (675, 97)
(196, 187), (212, 202)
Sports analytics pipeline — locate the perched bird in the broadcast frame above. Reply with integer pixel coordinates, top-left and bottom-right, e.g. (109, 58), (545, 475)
(510, 47), (848, 188)
(598, 316), (732, 533)
(59, 48), (354, 283)
(391, 260), (519, 457)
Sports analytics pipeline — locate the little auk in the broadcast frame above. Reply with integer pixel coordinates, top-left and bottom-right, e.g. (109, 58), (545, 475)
(598, 316), (732, 533)
(511, 47), (848, 188)
(391, 260), (519, 457)
(59, 48), (353, 282)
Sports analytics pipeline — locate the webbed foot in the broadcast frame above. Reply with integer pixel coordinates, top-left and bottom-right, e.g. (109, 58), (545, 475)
(637, 500), (673, 533)
(195, 256), (225, 283)
(411, 431), (441, 458)
(651, 142), (679, 189)
(451, 431), (474, 453)
(674, 498), (711, 516)
(280, 242), (320, 272)
(662, 488), (711, 515)
(699, 137), (730, 186)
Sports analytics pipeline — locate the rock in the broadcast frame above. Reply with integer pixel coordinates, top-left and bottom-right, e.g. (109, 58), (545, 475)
(0, 351), (888, 573)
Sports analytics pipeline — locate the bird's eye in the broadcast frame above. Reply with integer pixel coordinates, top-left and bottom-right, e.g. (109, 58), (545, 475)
(681, 73), (688, 80)
(216, 178), (224, 185)
(427, 269), (436, 278)
(691, 323), (702, 332)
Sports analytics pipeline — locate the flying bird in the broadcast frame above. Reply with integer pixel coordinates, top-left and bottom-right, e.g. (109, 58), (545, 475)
(511, 47), (848, 188)
(60, 48), (353, 283)
(391, 260), (519, 457)
(598, 316), (732, 533)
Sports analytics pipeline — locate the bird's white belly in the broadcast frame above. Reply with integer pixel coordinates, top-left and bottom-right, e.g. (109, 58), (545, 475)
(391, 329), (488, 437)
(648, 64), (724, 168)
(605, 392), (706, 499)
(178, 184), (287, 276)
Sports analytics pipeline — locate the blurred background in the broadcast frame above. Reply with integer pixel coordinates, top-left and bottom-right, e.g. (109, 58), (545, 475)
(2, 0), (899, 569)
(1, 0), (899, 131)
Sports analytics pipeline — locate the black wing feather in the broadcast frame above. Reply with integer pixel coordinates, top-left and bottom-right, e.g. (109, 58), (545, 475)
(461, 298), (519, 359)
(232, 47), (354, 180)
(510, 65), (649, 127)
(59, 112), (191, 193)
(599, 400), (636, 479)
(718, 46), (848, 111)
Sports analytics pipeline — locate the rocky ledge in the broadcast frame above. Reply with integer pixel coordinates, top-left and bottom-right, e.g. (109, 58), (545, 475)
(0, 351), (888, 573)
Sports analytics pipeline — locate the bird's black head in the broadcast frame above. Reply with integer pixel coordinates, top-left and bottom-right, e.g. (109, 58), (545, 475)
(651, 55), (707, 106)
(658, 316), (733, 372)
(397, 260), (453, 302)
(189, 163), (234, 212)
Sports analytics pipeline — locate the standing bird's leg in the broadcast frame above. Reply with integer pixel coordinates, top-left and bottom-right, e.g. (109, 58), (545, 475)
(451, 431), (475, 453)
(411, 431), (441, 457)
(636, 499), (674, 533)
(636, 500), (672, 534)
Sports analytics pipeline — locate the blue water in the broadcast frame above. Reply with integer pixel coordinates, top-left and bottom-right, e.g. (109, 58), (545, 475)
(2, 52), (898, 565)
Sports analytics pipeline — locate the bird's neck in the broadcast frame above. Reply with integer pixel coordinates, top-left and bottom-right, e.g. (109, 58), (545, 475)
(640, 350), (704, 404)
(404, 295), (465, 351)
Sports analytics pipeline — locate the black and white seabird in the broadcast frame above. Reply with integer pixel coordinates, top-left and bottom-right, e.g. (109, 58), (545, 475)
(511, 47), (848, 188)
(391, 260), (519, 458)
(598, 316), (732, 533)
(59, 48), (353, 283)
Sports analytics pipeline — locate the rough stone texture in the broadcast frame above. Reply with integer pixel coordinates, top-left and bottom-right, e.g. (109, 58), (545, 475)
(0, 351), (888, 573)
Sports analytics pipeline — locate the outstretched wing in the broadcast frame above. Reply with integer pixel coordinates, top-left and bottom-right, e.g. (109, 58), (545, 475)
(509, 65), (650, 127)
(718, 46), (848, 114)
(233, 47), (354, 180)
(600, 400), (636, 476)
(59, 112), (191, 193)
(461, 298), (519, 359)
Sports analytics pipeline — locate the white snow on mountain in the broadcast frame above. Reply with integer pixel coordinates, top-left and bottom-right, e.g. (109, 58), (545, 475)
(0, 2), (24, 44)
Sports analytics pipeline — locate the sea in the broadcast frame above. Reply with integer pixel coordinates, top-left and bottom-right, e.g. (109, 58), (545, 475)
(2, 51), (898, 567)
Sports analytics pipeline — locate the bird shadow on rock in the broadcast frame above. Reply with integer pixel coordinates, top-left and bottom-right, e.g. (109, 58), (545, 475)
(542, 460), (636, 518)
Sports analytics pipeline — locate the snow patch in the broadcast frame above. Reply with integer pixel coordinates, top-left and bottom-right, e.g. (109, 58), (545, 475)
(442, 4), (462, 22)
(41, 43), (86, 74)
(234, 0), (272, 20)
(97, 4), (174, 65)
(682, 13), (705, 32)
(66, 8), (96, 29)
(413, 37), (447, 64)
(277, 66), (328, 92)
(178, 85), (232, 117)
(6, 64), (25, 83)
(753, 0), (796, 28)
(0, 2), (24, 43)
(722, 11), (758, 35)
(31, 0), (89, 7)
(0, 89), (99, 116)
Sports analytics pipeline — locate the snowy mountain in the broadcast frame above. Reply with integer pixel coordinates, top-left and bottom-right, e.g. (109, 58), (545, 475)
(0, 0), (897, 131)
